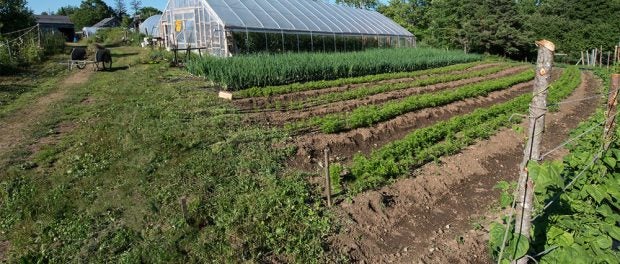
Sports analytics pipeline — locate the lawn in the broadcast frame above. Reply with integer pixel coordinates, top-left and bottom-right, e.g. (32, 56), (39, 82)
(0, 48), (332, 263)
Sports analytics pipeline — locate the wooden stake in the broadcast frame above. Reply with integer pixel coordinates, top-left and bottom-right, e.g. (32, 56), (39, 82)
(586, 50), (590, 66)
(324, 148), (332, 207)
(604, 74), (620, 151)
(600, 46), (603, 67)
(180, 196), (189, 221)
(515, 39), (554, 264)
(581, 51), (585, 66)
(608, 52), (611, 69)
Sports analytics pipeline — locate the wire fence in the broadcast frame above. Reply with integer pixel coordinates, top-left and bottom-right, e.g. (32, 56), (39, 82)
(496, 89), (618, 263)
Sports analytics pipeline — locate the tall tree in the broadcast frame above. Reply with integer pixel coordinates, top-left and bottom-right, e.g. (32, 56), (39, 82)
(136, 6), (161, 19)
(114, 0), (126, 17)
(70, 0), (114, 29)
(129, 0), (141, 16)
(336, 0), (379, 9)
(0, 0), (35, 33)
(378, 0), (430, 41)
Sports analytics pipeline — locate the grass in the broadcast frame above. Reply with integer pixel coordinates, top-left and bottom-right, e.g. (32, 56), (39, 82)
(0, 48), (332, 262)
(186, 48), (482, 90)
(0, 56), (68, 118)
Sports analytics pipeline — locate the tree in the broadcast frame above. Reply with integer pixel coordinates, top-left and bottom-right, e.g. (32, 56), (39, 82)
(129, 0), (141, 16)
(70, 0), (114, 29)
(335, 0), (379, 9)
(56, 5), (78, 16)
(136, 6), (161, 18)
(114, 0), (126, 17)
(0, 0), (35, 33)
(378, 0), (431, 41)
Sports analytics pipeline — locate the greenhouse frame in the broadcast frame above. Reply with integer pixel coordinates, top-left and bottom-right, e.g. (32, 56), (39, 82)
(160, 0), (416, 57)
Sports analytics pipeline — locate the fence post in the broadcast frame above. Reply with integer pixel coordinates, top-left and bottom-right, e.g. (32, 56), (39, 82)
(514, 39), (554, 264)
(5, 40), (12, 62)
(604, 74), (620, 151)
(324, 148), (332, 207)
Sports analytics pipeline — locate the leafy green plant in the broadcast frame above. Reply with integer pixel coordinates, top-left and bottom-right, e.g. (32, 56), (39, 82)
(341, 67), (580, 195)
(293, 69), (534, 133)
(236, 60), (490, 98)
(489, 68), (618, 263)
(186, 48), (482, 90)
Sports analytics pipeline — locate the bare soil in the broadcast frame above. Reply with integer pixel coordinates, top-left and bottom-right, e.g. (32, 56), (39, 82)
(0, 69), (90, 156)
(244, 66), (529, 124)
(234, 63), (505, 110)
(330, 71), (601, 263)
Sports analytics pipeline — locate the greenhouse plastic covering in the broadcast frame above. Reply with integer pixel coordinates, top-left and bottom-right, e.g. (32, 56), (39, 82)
(139, 15), (161, 36)
(206, 0), (412, 36)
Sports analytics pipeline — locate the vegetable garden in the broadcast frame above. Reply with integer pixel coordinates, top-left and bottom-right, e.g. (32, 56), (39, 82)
(216, 48), (586, 199)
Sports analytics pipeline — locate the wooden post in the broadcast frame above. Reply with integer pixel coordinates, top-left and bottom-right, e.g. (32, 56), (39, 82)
(604, 74), (620, 151)
(586, 50), (590, 66)
(5, 40), (12, 62)
(608, 52), (611, 69)
(614, 46), (618, 64)
(600, 46), (603, 67)
(180, 196), (189, 221)
(581, 51), (585, 66)
(514, 39), (554, 264)
(324, 148), (332, 207)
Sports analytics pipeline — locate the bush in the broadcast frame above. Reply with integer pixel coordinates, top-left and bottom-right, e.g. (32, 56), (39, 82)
(88, 28), (144, 47)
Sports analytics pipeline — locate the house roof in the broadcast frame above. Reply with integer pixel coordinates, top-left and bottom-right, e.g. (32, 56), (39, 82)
(36, 15), (73, 25)
(93, 17), (119, 28)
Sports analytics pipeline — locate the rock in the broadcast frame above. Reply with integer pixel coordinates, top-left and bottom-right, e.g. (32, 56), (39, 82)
(429, 247), (435, 253)
(403, 247), (408, 252)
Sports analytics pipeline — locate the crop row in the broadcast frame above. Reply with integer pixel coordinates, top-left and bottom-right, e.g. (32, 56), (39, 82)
(186, 48), (482, 90)
(273, 63), (518, 110)
(236, 61), (490, 98)
(338, 66), (581, 194)
(289, 69), (534, 133)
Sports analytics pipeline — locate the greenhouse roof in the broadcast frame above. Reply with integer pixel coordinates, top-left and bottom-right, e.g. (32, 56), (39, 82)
(205, 0), (413, 37)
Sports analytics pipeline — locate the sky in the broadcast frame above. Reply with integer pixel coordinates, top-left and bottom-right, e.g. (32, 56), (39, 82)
(28, 0), (169, 15)
(26, 0), (384, 15)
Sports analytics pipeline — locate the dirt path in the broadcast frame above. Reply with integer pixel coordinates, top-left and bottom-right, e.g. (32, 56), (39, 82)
(330, 71), (601, 263)
(244, 66), (529, 124)
(0, 69), (91, 157)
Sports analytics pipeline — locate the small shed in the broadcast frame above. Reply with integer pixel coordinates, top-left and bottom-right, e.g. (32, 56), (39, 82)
(36, 15), (75, 41)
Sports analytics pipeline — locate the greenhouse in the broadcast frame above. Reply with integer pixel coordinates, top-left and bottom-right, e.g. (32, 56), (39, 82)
(160, 0), (415, 57)
(140, 15), (162, 36)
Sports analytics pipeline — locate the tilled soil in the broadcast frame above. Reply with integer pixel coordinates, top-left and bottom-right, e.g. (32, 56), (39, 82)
(329, 71), (602, 263)
(289, 68), (562, 171)
(233, 63), (505, 110)
(243, 66), (529, 124)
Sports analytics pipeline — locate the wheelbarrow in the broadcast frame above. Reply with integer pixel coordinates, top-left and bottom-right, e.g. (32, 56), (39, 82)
(67, 46), (112, 71)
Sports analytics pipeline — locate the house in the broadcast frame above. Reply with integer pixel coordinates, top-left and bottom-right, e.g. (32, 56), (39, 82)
(83, 17), (121, 38)
(92, 17), (121, 28)
(35, 15), (75, 41)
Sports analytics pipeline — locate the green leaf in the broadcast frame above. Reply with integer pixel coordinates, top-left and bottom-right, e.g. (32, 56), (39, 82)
(603, 156), (616, 168)
(507, 234), (529, 260)
(595, 235), (612, 249)
(547, 226), (574, 247)
(489, 222), (509, 249)
(584, 185), (608, 203)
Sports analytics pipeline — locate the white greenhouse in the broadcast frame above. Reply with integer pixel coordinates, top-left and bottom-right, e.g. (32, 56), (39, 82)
(160, 0), (415, 57)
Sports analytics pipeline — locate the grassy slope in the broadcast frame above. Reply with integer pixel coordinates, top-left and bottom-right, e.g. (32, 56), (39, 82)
(0, 48), (331, 263)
